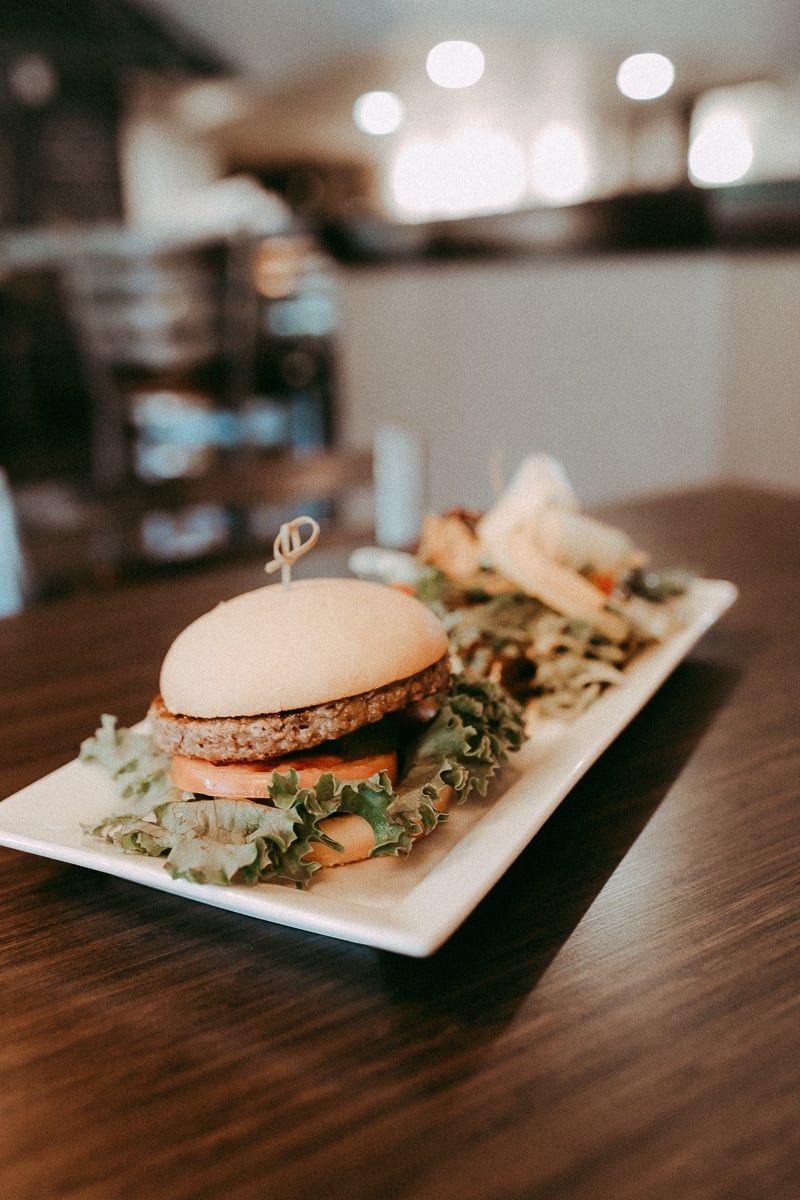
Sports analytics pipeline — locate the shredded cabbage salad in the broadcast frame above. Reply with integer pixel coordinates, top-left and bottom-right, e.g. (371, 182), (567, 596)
(413, 566), (690, 719)
(350, 452), (693, 719)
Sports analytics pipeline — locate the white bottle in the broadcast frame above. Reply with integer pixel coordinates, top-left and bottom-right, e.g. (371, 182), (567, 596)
(0, 468), (27, 616)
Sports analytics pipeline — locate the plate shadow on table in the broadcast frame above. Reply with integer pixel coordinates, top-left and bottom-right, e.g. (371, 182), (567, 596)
(377, 654), (742, 1019)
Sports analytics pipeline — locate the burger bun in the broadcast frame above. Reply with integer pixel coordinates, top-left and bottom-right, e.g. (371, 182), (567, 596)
(159, 577), (449, 719)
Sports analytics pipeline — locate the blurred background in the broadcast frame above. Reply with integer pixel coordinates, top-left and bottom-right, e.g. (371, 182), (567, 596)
(1, 1), (799, 605)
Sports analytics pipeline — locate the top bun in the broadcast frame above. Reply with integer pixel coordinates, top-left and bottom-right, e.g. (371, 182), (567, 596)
(159, 577), (449, 718)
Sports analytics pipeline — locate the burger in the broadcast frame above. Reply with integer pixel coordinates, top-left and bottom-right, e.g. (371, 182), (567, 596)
(82, 576), (526, 887)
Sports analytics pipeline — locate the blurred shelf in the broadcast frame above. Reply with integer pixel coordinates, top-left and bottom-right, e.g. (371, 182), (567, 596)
(15, 447), (374, 602)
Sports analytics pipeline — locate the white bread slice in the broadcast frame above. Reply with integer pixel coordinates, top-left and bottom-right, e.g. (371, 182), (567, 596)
(160, 577), (448, 718)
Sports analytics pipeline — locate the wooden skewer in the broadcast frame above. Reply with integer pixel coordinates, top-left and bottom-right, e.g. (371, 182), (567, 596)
(264, 516), (321, 589)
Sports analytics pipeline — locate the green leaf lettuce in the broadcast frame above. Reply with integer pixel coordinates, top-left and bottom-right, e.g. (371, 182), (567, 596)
(81, 675), (526, 889)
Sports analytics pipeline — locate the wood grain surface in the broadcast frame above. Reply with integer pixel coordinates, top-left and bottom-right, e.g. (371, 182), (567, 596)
(0, 484), (798, 1200)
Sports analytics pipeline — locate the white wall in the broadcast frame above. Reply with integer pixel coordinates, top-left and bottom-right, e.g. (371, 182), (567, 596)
(722, 253), (800, 492)
(334, 251), (800, 510)
(336, 254), (730, 511)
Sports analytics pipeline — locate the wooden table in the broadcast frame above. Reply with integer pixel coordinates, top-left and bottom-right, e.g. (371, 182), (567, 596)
(1, 484), (797, 1200)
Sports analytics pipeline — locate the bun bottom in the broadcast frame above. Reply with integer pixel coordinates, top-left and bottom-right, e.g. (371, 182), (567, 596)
(305, 788), (453, 869)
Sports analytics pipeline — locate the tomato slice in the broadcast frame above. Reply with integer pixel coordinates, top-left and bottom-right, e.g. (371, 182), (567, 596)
(588, 570), (617, 596)
(170, 746), (398, 798)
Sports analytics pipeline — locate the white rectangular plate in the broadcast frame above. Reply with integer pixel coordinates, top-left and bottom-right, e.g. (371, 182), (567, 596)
(0, 579), (736, 956)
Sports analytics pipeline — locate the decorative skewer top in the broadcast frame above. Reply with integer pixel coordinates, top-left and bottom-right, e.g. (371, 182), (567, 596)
(264, 516), (321, 589)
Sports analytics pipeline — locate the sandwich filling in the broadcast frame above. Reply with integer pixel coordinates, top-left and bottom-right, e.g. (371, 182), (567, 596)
(81, 674), (527, 887)
(148, 653), (451, 762)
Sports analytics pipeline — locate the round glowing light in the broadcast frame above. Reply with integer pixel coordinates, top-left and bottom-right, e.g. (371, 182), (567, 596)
(390, 137), (442, 217)
(426, 40), (485, 89)
(616, 53), (676, 101)
(390, 126), (526, 219)
(529, 121), (593, 204)
(352, 90), (405, 136)
(688, 111), (754, 184)
(8, 52), (58, 107)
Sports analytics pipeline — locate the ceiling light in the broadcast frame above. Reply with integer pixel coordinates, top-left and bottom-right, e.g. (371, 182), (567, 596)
(688, 111), (754, 184)
(529, 121), (593, 204)
(390, 125), (526, 220)
(426, 41), (485, 89)
(352, 91), (405, 135)
(616, 53), (675, 101)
